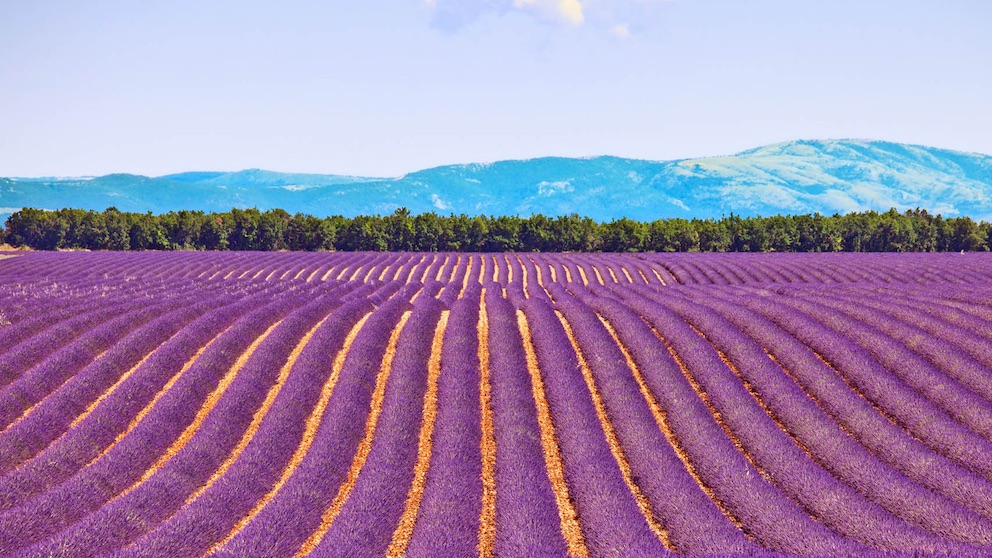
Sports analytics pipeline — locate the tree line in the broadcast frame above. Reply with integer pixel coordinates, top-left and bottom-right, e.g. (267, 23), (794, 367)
(3, 206), (990, 253)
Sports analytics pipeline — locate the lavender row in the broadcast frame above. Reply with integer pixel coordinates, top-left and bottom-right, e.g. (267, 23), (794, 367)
(807, 290), (992, 406)
(0, 297), (223, 474)
(308, 295), (446, 557)
(405, 288), (485, 556)
(593, 286), (863, 555)
(211, 284), (418, 558)
(0, 286), (287, 514)
(0, 295), (305, 555)
(0, 296), (140, 382)
(479, 286), (570, 557)
(728, 290), (992, 481)
(553, 284), (757, 555)
(29, 285), (357, 557)
(513, 290), (672, 557)
(114, 284), (391, 558)
(688, 287), (992, 523)
(0, 297), (190, 431)
(775, 292), (992, 441)
(769, 293), (992, 458)
(0, 300), (141, 389)
(0, 271), (236, 375)
(634, 286), (992, 548)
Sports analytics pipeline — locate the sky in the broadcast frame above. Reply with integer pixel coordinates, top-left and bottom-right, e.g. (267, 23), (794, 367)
(1, 0), (990, 178)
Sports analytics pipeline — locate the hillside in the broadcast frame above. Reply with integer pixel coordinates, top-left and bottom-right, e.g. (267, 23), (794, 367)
(3, 139), (991, 223)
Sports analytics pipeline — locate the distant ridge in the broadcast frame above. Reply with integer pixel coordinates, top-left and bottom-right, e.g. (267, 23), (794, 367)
(3, 139), (991, 223)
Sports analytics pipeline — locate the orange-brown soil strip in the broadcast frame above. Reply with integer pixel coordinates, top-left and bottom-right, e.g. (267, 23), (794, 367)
(420, 255), (438, 284)
(361, 266), (377, 283)
(320, 265), (341, 282)
(294, 311), (412, 557)
(410, 285), (425, 303)
(435, 255), (450, 281)
(347, 265), (366, 282)
(557, 312), (674, 551)
(592, 266), (606, 286)
(459, 255), (473, 298)
(378, 262), (393, 281)
(530, 258), (558, 287)
(620, 267), (635, 283)
(517, 311), (589, 558)
(209, 312), (373, 553)
(404, 255), (424, 283)
(386, 310), (450, 557)
(393, 256), (411, 282)
(576, 264), (590, 286)
(517, 256), (530, 298)
(333, 265), (352, 281)
(607, 267), (621, 284)
(305, 267), (323, 283)
(477, 292), (498, 558)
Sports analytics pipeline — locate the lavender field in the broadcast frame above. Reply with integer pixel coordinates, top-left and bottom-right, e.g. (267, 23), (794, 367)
(3, 251), (992, 557)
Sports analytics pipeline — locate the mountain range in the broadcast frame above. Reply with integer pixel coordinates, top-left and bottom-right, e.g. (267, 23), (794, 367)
(3, 139), (991, 224)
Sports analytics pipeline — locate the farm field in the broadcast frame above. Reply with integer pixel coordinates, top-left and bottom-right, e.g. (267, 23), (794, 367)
(2, 251), (992, 557)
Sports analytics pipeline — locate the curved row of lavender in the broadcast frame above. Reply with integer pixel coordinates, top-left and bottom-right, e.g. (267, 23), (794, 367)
(1, 250), (992, 557)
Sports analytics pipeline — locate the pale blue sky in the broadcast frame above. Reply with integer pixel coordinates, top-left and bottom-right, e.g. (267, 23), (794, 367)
(1, 0), (989, 177)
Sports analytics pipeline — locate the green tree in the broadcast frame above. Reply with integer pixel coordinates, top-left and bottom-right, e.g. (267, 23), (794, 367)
(101, 207), (131, 250)
(694, 219), (731, 252)
(199, 215), (231, 250)
(647, 218), (699, 252)
(601, 218), (647, 252)
(483, 216), (521, 252)
(412, 212), (445, 252)
(129, 212), (168, 250)
(949, 217), (988, 251)
(339, 215), (388, 251)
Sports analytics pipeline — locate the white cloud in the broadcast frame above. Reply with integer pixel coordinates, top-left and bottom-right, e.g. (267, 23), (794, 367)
(609, 23), (630, 38)
(424, 0), (585, 29)
(424, 0), (671, 33)
(513, 0), (585, 26)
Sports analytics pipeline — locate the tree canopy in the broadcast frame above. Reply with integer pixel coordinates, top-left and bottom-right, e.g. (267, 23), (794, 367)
(3, 206), (990, 253)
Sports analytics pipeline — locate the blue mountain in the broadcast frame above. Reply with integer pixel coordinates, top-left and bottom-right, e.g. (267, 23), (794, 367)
(3, 139), (991, 224)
